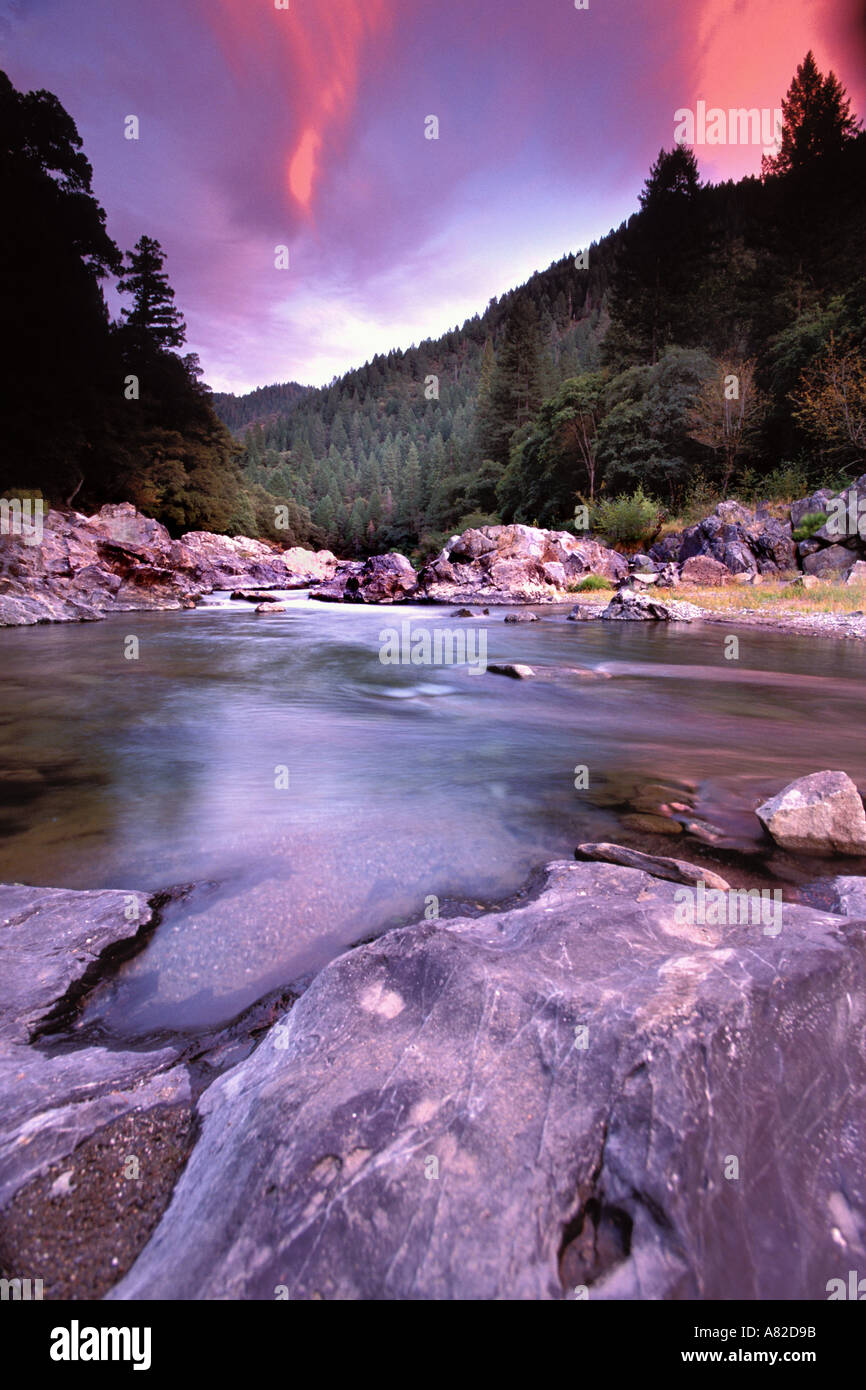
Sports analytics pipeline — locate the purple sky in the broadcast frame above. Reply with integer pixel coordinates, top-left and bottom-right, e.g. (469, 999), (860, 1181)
(2, 0), (863, 393)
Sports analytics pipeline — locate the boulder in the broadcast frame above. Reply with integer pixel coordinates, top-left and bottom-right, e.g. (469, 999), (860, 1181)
(653, 563), (681, 589)
(487, 663), (534, 679)
(802, 544), (858, 577)
(681, 555), (731, 586)
(756, 771), (866, 856)
(282, 547), (338, 583)
(629, 572), (659, 587)
(343, 552), (419, 604)
(310, 560), (366, 601)
(647, 534), (681, 565)
(176, 531), (291, 589)
(846, 561), (866, 586)
(815, 876), (866, 918)
(601, 590), (703, 622)
(503, 612), (539, 623)
(110, 859), (866, 1301)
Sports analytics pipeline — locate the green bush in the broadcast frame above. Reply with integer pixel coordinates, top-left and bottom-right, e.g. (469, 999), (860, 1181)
(739, 461), (810, 504)
(591, 486), (662, 547)
(570, 574), (614, 592)
(792, 511), (828, 541)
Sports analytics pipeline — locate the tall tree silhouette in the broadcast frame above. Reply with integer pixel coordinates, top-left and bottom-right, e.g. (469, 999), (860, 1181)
(118, 236), (186, 351)
(763, 51), (859, 176)
(0, 69), (120, 496)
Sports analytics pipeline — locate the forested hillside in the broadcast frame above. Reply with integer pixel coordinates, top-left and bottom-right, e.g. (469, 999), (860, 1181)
(227, 238), (616, 554)
(211, 381), (310, 436)
(217, 52), (866, 558)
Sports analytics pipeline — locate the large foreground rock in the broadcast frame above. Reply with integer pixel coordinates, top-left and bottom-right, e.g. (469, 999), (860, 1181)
(756, 771), (866, 856)
(417, 524), (627, 603)
(112, 859), (866, 1301)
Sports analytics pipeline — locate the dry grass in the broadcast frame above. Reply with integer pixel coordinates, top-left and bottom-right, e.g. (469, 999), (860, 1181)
(674, 578), (866, 615)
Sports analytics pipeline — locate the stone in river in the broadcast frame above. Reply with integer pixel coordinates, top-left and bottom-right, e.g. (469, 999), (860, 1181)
(487, 663), (535, 679)
(575, 842), (730, 891)
(756, 770), (866, 856)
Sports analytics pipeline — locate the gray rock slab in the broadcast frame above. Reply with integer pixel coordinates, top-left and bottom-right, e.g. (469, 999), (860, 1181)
(111, 860), (866, 1301)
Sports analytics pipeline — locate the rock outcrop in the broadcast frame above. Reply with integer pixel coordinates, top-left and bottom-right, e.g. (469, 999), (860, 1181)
(650, 500), (797, 578)
(789, 477), (866, 580)
(108, 858), (866, 1301)
(756, 770), (866, 856)
(0, 503), (338, 627)
(417, 524), (628, 603)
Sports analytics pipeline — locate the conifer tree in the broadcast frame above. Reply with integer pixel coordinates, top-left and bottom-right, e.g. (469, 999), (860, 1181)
(117, 235), (186, 350)
(763, 51), (859, 176)
(478, 298), (544, 466)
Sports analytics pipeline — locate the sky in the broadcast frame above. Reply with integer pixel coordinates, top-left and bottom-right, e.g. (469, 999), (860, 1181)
(1, 0), (864, 394)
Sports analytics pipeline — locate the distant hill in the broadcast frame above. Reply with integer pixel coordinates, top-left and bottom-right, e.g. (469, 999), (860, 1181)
(216, 236), (620, 555)
(211, 380), (310, 436)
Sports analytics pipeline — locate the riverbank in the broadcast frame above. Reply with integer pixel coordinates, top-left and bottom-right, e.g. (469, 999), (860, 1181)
(5, 496), (866, 634)
(569, 580), (866, 639)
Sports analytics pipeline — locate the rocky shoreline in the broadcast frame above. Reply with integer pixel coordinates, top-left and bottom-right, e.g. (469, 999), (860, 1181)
(4, 484), (866, 631)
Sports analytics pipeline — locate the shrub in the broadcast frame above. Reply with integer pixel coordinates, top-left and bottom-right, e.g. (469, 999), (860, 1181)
(591, 486), (663, 547)
(570, 574), (614, 592)
(739, 461), (810, 503)
(792, 511), (829, 541)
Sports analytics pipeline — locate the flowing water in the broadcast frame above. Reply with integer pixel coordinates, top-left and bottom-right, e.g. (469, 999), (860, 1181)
(1, 593), (865, 1037)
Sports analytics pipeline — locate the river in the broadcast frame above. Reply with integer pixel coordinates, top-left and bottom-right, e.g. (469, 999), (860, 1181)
(1, 592), (865, 1036)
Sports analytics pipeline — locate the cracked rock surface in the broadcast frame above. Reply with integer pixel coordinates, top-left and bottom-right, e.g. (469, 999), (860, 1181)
(106, 860), (866, 1301)
(0, 884), (190, 1212)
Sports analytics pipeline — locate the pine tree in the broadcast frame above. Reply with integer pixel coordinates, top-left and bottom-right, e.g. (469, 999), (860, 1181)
(473, 337), (497, 459)
(117, 235), (186, 350)
(763, 52), (859, 176)
(479, 298), (545, 466)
